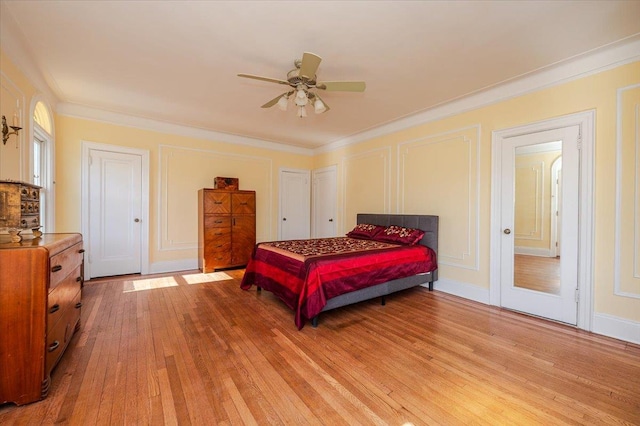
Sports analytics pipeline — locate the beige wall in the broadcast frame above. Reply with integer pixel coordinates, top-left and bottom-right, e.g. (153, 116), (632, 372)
(2, 44), (638, 333)
(315, 61), (640, 323)
(54, 115), (312, 269)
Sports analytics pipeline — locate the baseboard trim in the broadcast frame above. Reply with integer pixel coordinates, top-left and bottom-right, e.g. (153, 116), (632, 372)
(149, 259), (199, 275)
(592, 313), (640, 345)
(425, 278), (490, 305)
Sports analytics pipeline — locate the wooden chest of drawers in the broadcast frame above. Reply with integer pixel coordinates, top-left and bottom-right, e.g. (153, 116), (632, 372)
(0, 233), (84, 406)
(198, 189), (256, 272)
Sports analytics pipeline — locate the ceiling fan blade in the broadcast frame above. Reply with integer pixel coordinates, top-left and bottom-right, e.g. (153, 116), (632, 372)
(261, 91), (292, 108)
(299, 52), (322, 79)
(317, 81), (366, 92)
(237, 73), (290, 86)
(261, 94), (283, 109)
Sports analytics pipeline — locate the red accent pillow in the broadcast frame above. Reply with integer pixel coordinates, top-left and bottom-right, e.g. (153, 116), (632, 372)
(374, 225), (425, 245)
(346, 224), (385, 240)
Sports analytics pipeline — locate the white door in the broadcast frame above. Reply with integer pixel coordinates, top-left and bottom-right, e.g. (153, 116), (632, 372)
(88, 149), (142, 278)
(500, 126), (579, 324)
(279, 169), (310, 240)
(312, 166), (337, 238)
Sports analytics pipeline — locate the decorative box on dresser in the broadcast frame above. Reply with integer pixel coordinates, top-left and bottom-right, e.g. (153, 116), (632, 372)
(198, 189), (256, 272)
(0, 180), (42, 232)
(0, 233), (84, 406)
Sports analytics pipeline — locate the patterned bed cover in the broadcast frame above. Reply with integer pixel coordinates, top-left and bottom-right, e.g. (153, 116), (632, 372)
(240, 237), (437, 329)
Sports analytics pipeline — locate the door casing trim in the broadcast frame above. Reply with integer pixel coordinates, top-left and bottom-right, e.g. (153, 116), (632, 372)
(81, 141), (150, 280)
(490, 111), (594, 331)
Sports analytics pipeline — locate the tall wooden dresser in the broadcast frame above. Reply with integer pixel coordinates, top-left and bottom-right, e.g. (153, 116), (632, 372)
(0, 233), (84, 406)
(198, 189), (256, 272)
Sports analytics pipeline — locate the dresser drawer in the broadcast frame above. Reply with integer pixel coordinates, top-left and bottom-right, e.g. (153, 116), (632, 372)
(204, 251), (232, 269)
(231, 192), (256, 215)
(205, 227), (231, 242)
(49, 242), (83, 290)
(205, 215), (231, 228)
(45, 290), (81, 374)
(205, 237), (232, 253)
(204, 191), (231, 214)
(47, 266), (82, 334)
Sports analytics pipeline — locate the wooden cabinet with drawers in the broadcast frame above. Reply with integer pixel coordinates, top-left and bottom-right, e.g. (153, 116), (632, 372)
(0, 233), (84, 406)
(0, 180), (42, 231)
(198, 189), (256, 272)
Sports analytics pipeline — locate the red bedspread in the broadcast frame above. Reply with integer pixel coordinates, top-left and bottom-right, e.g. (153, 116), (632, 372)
(240, 237), (437, 329)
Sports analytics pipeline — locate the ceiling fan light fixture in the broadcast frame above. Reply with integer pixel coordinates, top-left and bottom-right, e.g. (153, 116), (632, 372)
(314, 98), (327, 114)
(294, 88), (308, 106)
(297, 105), (307, 118)
(277, 95), (289, 111)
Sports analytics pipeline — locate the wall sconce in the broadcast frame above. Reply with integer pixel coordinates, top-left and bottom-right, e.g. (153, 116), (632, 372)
(2, 115), (22, 145)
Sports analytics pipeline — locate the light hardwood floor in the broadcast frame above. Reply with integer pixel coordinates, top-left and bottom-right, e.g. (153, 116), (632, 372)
(1, 269), (639, 425)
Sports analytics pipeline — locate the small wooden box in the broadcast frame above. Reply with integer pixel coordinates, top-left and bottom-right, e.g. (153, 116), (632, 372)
(214, 177), (238, 190)
(0, 180), (42, 230)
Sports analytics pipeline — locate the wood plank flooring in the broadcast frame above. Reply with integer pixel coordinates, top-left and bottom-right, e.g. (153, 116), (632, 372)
(1, 269), (639, 425)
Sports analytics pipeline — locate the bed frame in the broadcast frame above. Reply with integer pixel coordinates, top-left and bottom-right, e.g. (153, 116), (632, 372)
(310, 213), (439, 327)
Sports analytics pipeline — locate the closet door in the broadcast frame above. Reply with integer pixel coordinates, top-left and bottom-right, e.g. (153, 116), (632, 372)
(279, 169), (310, 240)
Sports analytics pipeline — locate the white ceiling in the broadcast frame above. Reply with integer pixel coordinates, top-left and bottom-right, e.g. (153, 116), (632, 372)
(2, 1), (640, 150)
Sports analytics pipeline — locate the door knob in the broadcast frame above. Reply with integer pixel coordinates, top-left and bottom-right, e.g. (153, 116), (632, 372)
(329, 218), (333, 222)
(503, 228), (511, 234)
(134, 218), (140, 223)
(283, 218), (287, 221)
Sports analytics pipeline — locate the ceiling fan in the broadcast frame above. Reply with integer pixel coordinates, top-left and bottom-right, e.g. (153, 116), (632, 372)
(238, 52), (366, 117)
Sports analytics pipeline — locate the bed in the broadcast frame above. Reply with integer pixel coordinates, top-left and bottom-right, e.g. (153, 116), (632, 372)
(240, 214), (438, 328)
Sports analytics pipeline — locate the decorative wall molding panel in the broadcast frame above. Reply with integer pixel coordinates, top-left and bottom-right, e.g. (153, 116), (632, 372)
(341, 147), (391, 230)
(158, 145), (272, 251)
(615, 84), (640, 299)
(398, 125), (480, 271)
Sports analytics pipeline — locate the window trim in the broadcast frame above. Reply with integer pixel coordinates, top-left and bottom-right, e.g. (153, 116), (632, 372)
(29, 98), (55, 232)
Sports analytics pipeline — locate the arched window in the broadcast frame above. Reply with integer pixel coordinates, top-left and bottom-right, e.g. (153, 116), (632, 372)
(33, 101), (52, 134)
(31, 99), (55, 232)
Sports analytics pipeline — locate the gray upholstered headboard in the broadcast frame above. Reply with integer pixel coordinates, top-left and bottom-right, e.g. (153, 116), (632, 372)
(356, 214), (439, 255)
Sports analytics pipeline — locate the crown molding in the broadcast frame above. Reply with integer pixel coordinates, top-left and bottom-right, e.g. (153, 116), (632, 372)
(315, 35), (640, 155)
(3, 0), (638, 157)
(56, 103), (314, 156)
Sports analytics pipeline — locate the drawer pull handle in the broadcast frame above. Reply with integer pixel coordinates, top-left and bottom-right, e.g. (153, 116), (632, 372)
(51, 265), (62, 273)
(216, 245), (223, 248)
(76, 276), (82, 282)
(49, 304), (60, 314)
(78, 249), (85, 254)
(48, 340), (60, 352)
(214, 201), (223, 204)
(240, 202), (248, 205)
(214, 220), (223, 223)
(75, 302), (83, 309)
